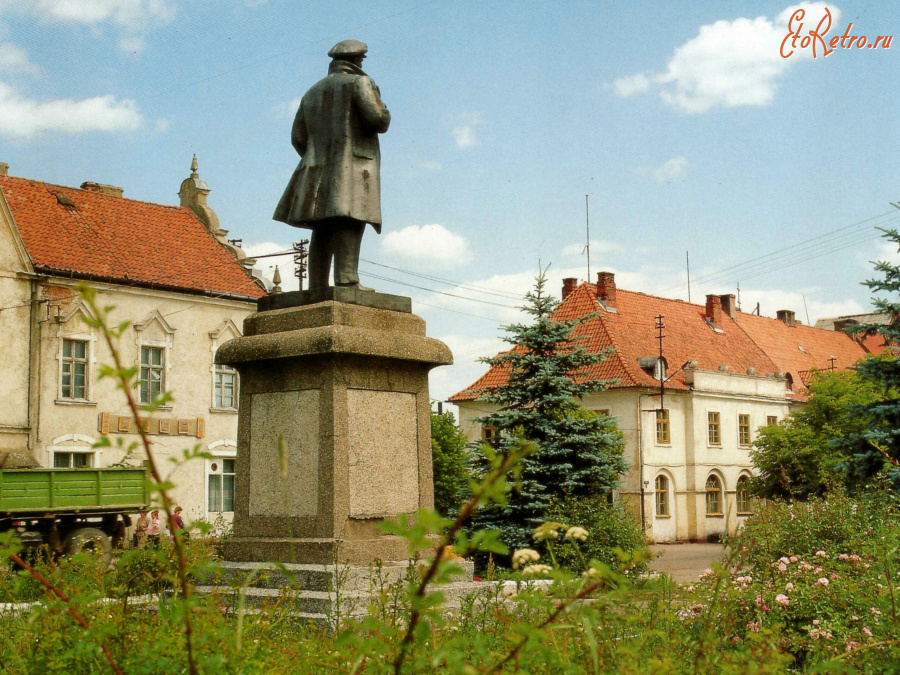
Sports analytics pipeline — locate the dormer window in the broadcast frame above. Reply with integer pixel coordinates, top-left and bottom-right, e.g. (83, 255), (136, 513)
(638, 356), (667, 381)
(785, 373), (794, 393)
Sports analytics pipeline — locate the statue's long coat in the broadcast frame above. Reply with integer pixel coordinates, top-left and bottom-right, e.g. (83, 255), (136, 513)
(273, 60), (390, 231)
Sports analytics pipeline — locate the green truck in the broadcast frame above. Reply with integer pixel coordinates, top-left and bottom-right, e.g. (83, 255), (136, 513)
(0, 452), (149, 557)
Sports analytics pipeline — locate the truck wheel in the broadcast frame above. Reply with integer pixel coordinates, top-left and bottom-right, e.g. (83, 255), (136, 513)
(65, 528), (112, 562)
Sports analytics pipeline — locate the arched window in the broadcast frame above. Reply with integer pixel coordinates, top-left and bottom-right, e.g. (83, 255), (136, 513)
(705, 475), (723, 515)
(785, 373), (794, 393)
(655, 475), (670, 516)
(737, 476), (753, 515)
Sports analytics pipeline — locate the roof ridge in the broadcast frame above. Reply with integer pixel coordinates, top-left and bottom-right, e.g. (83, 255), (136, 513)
(0, 174), (185, 211)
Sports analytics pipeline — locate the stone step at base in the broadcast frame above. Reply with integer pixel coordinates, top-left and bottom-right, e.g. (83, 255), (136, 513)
(200, 559), (475, 592)
(196, 578), (498, 616)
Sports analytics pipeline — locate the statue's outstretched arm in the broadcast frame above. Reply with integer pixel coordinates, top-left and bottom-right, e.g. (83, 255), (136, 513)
(354, 77), (391, 134)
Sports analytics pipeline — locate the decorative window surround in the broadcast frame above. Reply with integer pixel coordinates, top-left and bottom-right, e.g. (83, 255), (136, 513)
(209, 319), (242, 412)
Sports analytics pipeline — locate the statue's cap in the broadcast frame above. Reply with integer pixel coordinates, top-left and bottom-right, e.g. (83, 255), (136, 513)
(328, 40), (368, 59)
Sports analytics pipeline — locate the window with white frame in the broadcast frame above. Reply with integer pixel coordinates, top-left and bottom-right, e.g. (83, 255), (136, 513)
(139, 346), (165, 403)
(53, 451), (93, 468)
(208, 458), (236, 513)
(214, 364), (238, 409)
(61, 338), (88, 400)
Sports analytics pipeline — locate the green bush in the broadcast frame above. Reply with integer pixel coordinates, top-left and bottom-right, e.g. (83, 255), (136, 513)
(544, 496), (648, 574)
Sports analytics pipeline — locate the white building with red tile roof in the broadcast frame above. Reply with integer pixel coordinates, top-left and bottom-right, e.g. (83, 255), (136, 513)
(450, 273), (881, 542)
(0, 160), (266, 528)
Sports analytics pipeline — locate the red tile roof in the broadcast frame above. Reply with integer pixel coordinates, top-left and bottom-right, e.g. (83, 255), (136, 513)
(0, 174), (265, 299)
(449, 280), (875, 402)
(733, 311), (879, 391)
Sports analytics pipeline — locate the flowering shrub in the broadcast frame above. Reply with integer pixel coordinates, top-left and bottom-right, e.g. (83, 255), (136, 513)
(681, 494), (900, 670)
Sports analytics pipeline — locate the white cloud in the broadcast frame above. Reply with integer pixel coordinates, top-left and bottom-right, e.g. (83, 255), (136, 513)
(380, 224), (471, 269)
(452, 112), (481, 149)
(871, 240), (900, 268)
(652, 156), (688, 183)
(0, 82), (143, 138)
(612, 4), (839, 114)
(737, 288), (863, 325)
(421, 160), (442, 172)
(0, 43), (40, 75)
(4, 0), (176, 30)
(427, 333), (506, 402)
(275, 97), (302, 117)
(611, 73), (651, 98)
(154, 117), (170, 133)
(3, 0), (176, 53)
(117, 35), (145, 53)
(244, 241), (298, 292)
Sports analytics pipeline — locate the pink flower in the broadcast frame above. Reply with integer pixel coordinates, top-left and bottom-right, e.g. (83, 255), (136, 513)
(831, 573), (840, 580)
(815, 550), (828, 559)
(863, 627), (873, 637)
(871, 607), (882, 615)
(775, 594), (789, 607)
(785, 583), (795, 592)
(813, 620), (821, 626)
(755, 595), (764, 607)
(845, 641), (861, 652)
(849, 554), (861, 561)
(776, 562), (788, 572)
(852, 615), (859, 621)
(747, 621), (760, 633)
(838, 553), (849, 561)
(816, 577), (829, 587)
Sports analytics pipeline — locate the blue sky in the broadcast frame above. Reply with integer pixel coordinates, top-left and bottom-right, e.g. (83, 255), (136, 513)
(1, 1), (898, 404)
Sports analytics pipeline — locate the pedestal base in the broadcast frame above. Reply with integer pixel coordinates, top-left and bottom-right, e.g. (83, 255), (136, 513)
(216, 296), (451, 566)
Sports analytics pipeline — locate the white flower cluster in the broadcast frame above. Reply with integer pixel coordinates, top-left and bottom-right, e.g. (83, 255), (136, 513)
(522, 564), (553, 577)
(564, 526), (589, 542)
(511, 548), (541, 569)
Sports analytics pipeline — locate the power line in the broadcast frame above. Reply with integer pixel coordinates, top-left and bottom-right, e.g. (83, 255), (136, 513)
(359, 271), (519, 308)
(359, 258), (524, 300)
(661, 210), (899, 295)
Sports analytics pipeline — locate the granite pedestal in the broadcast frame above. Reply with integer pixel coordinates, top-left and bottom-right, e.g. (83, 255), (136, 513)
(216, 290), (452, 565)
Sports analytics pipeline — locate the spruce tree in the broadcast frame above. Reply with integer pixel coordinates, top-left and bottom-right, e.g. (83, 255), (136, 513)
(471, 270), (626, 549)
(837, 228), (900, 489)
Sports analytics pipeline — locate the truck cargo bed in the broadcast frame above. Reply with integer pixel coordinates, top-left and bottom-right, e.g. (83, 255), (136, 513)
(0, 468), (148, 514)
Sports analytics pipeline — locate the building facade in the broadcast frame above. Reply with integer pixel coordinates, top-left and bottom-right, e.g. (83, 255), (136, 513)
(0, 160), (266, 526)
(451, 273), (881, 542)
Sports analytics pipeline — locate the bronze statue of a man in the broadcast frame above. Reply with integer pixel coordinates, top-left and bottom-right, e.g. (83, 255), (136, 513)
(273, 39), (391, 289)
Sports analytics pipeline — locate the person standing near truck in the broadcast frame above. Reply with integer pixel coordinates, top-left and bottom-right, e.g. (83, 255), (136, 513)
(133, 511), (149, 549)
(146, 510), (162, 548)
(170, 506), (185, 540)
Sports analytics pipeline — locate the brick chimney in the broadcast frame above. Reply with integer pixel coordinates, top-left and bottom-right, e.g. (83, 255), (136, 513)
(705, 294), (723, 326)
(562, 277), (577, 300)
(81, 181), (124, 198)
(719, 294), (736, 318)
(776, 309), (796, 326)
(0, 162), (8, 176)
(595, 271), (616, 307)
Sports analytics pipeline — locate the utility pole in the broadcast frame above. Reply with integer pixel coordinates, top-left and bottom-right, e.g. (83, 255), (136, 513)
(584, 195), (591, 283)
(655, 314), (666, 411)
(686, 251), (691, 304)
(293, 240), (309, 291)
